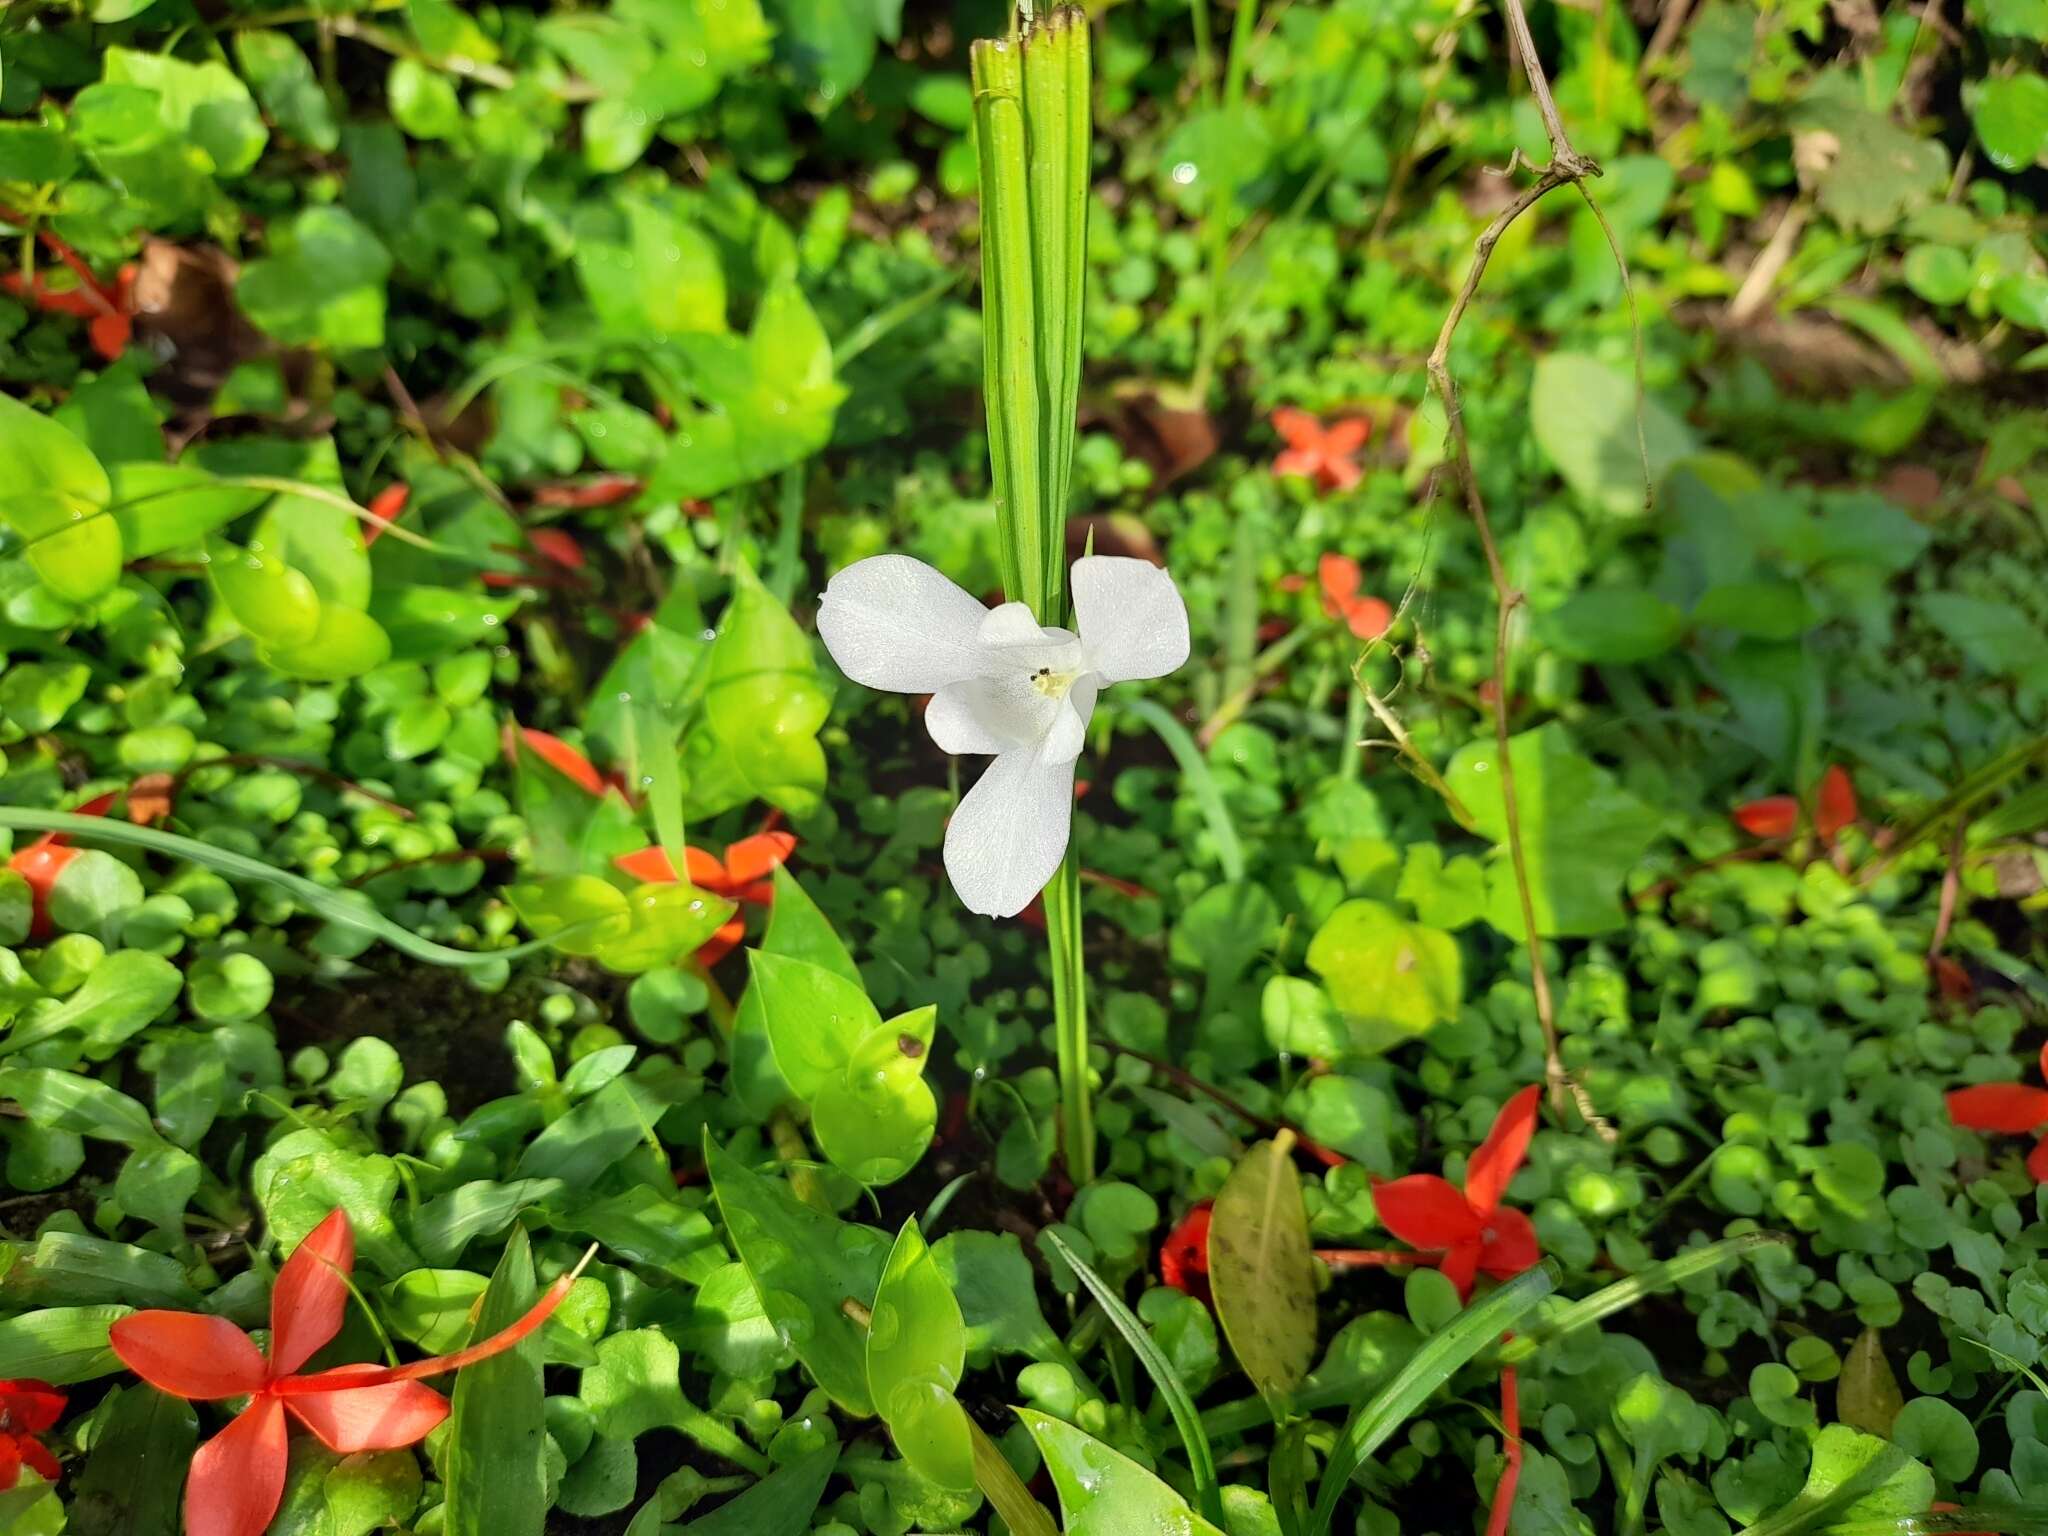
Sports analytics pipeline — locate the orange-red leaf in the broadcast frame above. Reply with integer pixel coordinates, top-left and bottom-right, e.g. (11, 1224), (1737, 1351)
(283, 1373), (449, 1452)
(1372, 1174), (1483, 1249)
(185, 1394), (289, 1536)
(1947, 1084), (2048, 1134)
(109, 1313), (268, 1401)
(1733, 796), (1799, 838)
(1464, 1086), (1541, 1217)
(1815, 764), (1857, 839)
(269, 1209), (353, 1377)
(518, 729), (607, 797)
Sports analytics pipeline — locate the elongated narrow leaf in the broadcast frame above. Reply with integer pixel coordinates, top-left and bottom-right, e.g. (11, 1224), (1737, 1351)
(1042, 1229), (1221, 1528)
(675, 1444), (839, 1536)
(1498, 1233), (1787, 1363)
(444, 1229), (547, 1536)
(1310, 1263), (1558, 1536)
(1209, 1136), (1318, 1409)
(971, 1419), (1058, 1536)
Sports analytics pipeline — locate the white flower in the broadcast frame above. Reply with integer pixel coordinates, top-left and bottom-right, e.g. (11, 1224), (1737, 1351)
(817, 554), (1191, 918)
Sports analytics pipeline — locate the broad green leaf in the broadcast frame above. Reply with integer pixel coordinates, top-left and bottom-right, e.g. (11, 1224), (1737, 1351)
(752, 951), (883, 1100)
(411, 1178), (565, 1266)
(574, 194), (727, 337)
(705, 1134), (890, 1415)
(1972, 72), (2048, 173)
(444, 1229), (546, 1536)
(1019, 1409), (1227, 1536)
(867, 1218), (973, 1492)
(103, 47), (268, 174)
(810, 1010), (938, 1186)
(107, 463), (268, 557)
(732, 865), (861, 1119)
(671, 1443), (838, 1536)
(263, 601), (393, 681)
(1443, 723), (1663, 938)
(504, 875), (633, 957)
(232, 31), (338, 152)
(0, 1068), (160, 1146)
(207, 535), (322, 647)
(930, 1230), (1069, 1368)
(582, 1328), (692, 1443)
(1529, 353), (1695, 518)
(0, 394), (119, 603)
(384, 1269), (491, 1352)
(0, 1305), (132, 1383)
(1737, 1424), (1933, 1536)
(514, 1079), (651, 1183)
(3, 949), (179, 1059)
(69, 1381), (196, 1536)
(2, 1231), (199, 1310)
(590, 882), (738, 975)
(1209, 1137), (1317, 1410)
(681, 561), (830, 819)
(250, 1127), (419, 1274)
(1536, 589), (1684, 663)
(1304, 900), (1462, 1054)
(238, 207), (393, 349)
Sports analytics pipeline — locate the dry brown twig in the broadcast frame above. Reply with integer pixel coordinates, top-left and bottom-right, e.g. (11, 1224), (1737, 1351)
(1422, 0), (1649, 1140)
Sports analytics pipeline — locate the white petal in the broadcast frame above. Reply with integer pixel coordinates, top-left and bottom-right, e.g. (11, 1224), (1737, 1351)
(925, 672), (1087, 757)
(816, 555), (992, 694)
(1071, 556), (1191, 683)
(944, 747), (1077, 918)
(978, 602), (1048, 647)
(925, 680), (1014, 755)
(1044, 678), (1098, 764)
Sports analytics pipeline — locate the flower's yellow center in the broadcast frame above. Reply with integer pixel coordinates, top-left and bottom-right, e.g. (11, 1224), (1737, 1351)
(1030, 666), (1080, 700)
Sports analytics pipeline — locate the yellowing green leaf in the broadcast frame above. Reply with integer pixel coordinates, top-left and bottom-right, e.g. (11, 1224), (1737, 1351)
(1209, 1137), (1317, 1410)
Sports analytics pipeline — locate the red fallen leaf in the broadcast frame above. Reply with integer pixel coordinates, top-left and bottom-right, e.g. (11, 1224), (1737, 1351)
(1, 239), (135, 361)
(1948, 1042), (2048, 1183)
(1159, 1202), (1214, 1299)
(530, 475), (642, 509)
(1483, 1366), (1522, 1536)
(0, 1378), (66, 1490)
(110, 1210), (583, 1536)
(526, 528), (585, 570)
(1273, 408), (1369, 492)
(361, 484), (410, 546)
(1815, 764), (1857, 840)
(1733, 795), (1800, 839)
(509, 727), (608, 797)
(7, 792), (118, 938)
(1932, 955), (1973, 1002)
(1372, 1086), (1543, 1300)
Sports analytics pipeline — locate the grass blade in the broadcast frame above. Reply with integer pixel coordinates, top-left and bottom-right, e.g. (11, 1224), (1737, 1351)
(1309, 1263), (1557, 1536)
(1499, 1232), (1788, 1363)
(1042, 1228), (1223, 1529)
(0, 809), (558, 968)
(1120, 697), (1247, 882)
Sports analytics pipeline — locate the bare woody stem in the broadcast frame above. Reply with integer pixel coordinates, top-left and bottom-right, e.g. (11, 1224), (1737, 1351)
(1424, 0), (1614, 1138)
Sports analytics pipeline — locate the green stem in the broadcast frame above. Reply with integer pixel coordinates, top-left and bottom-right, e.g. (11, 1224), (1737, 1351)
(1044, 854), (1094, 1182)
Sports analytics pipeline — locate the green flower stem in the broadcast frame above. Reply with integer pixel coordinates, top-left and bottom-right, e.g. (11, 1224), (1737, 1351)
(973, 8), (1097, 1183)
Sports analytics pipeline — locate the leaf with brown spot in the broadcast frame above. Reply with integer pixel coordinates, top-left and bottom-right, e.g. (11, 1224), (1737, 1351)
(1209, 1134), (1318, 1410)
(1837, 1327), (1904, 1436)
